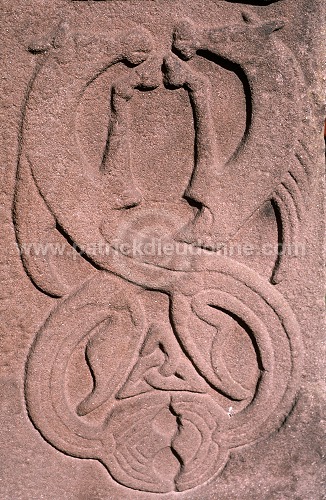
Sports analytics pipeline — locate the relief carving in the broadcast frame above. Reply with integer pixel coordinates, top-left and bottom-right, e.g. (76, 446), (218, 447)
(15, 12), (307, 493)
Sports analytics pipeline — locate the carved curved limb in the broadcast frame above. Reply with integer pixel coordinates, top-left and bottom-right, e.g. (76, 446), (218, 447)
(101, 56), (161, 210)
(23, 23), (155, 266)
(171, 17), (305, 258)
(163, 54), (224, 247)
(25, 276), (146, 456)
(191, 293), (255, 400)
(14, 155), (70, 297)
(171, 288), (272, 402)
(163, 53), (223, 179)
(170, 263), (302, 448)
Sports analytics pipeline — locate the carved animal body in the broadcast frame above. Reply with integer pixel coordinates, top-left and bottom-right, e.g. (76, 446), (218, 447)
(25, 267), (302, 492)
(15, 14), (306, 494)
(15, 15), (311, 299)
(15, 23), (157, 296)
(172, 14), (311, 283)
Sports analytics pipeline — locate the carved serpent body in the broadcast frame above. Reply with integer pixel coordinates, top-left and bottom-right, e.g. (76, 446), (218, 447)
(25, 256), (302, 492)
(16, 16), (305, 494)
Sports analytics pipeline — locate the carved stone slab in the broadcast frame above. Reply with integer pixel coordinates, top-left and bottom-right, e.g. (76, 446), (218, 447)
(1, 0), (325, 498)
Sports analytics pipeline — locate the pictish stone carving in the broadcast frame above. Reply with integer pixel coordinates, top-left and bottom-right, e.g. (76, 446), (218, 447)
(15, 10), (310, 494)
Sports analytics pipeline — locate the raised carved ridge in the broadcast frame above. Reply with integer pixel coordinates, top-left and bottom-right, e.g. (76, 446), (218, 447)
(25, 261), (303, 492)
(16, 14), (307, 493)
